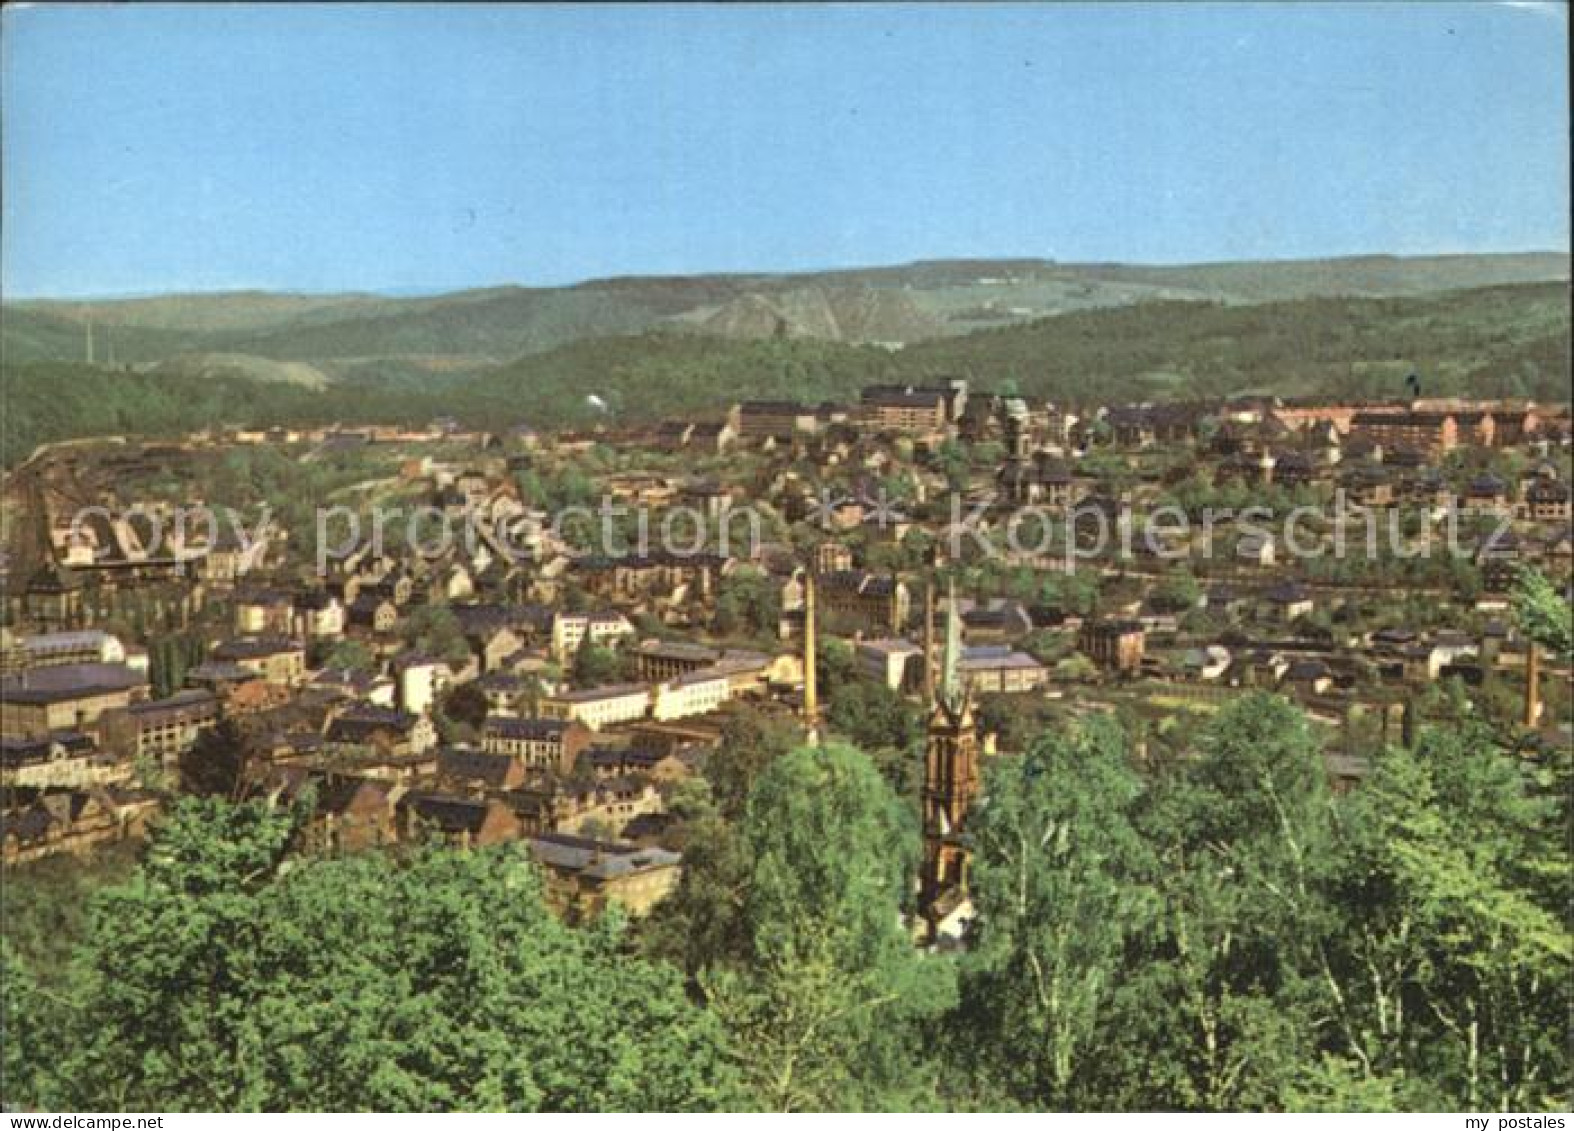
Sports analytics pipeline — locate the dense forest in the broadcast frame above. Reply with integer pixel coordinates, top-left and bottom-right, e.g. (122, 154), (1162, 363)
(4, 282), (1569, 463)
(3, 578), (1568, 1113)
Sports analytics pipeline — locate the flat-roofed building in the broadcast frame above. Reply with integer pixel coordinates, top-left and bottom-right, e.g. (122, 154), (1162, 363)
(550, 611), (635, 662)
(651, 667), (731, 721)
(959, 645), (1048, 694)
(103, 689), (218, 761)
(857, 638), (924, 691)
(17, 630), (126, 671)
(539, 684), (651, 731)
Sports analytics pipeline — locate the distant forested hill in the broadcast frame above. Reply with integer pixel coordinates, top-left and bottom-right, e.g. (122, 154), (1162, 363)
(893, 281), (1573, 404)
(7, 252), (1566, 368)
(3, 280), (1567, 462)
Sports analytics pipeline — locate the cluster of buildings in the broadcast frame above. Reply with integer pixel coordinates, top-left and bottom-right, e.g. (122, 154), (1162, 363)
(3, 380), (1569, 932)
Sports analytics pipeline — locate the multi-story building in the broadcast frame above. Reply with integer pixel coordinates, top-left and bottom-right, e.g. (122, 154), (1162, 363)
(651, 667), (731, 721)
(0, 663), (148, 738)
(324, 706), (437, 756)
(1523, 478), (1572, 523)
(1340, 467), (1396, 508)
(104, 689), (218, 762)
(557, 775), (664, 838)
(732, 401), (819, 444)
(394, 654), (451, 716)
(635, 640), (726, 682)
(998, 454), (1076, 507)
(811, 541), (854, 575)
(398, 792), (521, 848)
(577, 552), (723, 603)
(538, 684), (651, 730)
(234, 589), (293, 635)
(858, 384), (951, 438)
(292, 591), (346, 639)
(0, 732), (109, 789)
(818, 570), (911, 633)
(21, 563), (86, 630)
(437, 747), (531, 792)
(1079, 620), (1146, 674)
(1460, 474), (1513, 517)
(1104, 404), (1202, 447)
(550, 611), (635, 662)
(1349, 411), (1459, 455)
(479, 716), (593, 774)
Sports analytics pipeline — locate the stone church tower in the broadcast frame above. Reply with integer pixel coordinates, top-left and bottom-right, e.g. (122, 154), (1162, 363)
(920, 581), (980, 922)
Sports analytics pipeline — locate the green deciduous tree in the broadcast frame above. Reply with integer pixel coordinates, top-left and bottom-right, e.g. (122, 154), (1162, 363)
(1326, 723), (1570, 1109)
(1103, 694), (1335, 1110)
(704, 742), (952, 1111)
(23, 799), (740, 1112)
(952, 719), (1153, 1108)
(1514, 566), (1572, 663)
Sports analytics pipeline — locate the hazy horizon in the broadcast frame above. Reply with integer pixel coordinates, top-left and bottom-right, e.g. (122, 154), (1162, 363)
(5, 246), (1569, 306)
(3, 3), (1569, 299)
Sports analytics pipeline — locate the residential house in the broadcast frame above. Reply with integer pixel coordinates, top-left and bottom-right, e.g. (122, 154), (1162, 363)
(211, 637), (307, 686)
(0, 732), (109, 789)
(1460, 474), (1513, 517)
(399, 791), (521, 848)
(1263, 582), (1315, 621)
(292, 591), (346, 639)
(527, 833), (682, 917)
(586, 745), (690, 783)
(324, 706), (437, 756)
(2, 787), (159, 865)
(234, 589), (293, 635)
(437, 747), (530, 792)
(394, 654), (451, 716)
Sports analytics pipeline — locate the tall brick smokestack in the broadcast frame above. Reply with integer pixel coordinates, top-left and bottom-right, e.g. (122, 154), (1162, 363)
(1525, 642), (1542, 729)
(803, 568), (819, 746)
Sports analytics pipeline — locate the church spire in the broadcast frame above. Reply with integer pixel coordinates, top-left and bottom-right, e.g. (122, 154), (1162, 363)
(940, 576), (964, 714)
(920, 572), (980, 935)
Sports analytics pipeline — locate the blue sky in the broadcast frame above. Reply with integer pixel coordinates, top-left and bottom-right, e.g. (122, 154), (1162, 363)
(2, 2), (1567, 298)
